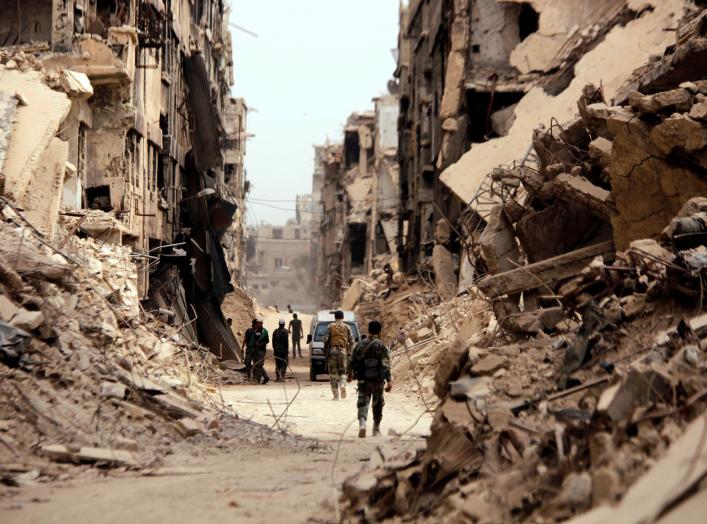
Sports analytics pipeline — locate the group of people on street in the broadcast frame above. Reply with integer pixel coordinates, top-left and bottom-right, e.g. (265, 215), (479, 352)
(239, 310), (393, 438)
(324, 311), (393, 438)
(241, 313), (304, 383)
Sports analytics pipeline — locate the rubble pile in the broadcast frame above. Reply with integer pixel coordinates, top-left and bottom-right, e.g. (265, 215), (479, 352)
(0, 206), (263, 489)
(343, 208), (707, 522)
(341, 24), (707, 522)
(343, 269), (441, 340)
(0, 48), (45, 72)
(386, 293), (493, 404)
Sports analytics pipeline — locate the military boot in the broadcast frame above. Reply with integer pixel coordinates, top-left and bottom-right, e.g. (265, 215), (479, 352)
(372, 421), (381, 437)
(332, 388), (339, 400)
(358, 418), (366, 438)
(340, 384), (347, 399)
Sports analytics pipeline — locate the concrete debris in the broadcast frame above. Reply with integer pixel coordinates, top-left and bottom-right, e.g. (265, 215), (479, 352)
(0, 211), (271, 486)
(340, 6), (707, 523)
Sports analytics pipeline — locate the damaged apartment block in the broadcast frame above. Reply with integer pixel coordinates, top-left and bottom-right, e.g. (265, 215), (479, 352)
(394, 0), (672, 279)
(0, 0), (248, 361)
(315, 96), (401, 307)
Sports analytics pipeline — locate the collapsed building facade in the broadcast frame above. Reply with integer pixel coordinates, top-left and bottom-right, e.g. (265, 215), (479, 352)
(315, 97), (400, 307)
(341, 1), (707, 522)
(0, 0), (248, 361)
(394, 0), (690, 273)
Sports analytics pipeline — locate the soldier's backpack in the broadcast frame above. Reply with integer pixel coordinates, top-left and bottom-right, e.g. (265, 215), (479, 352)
(356, 339), (383, 381)
(328, 322), (348, 348)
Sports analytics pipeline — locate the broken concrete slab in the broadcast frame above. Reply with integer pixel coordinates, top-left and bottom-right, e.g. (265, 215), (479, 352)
(434, 338), (470, 400)
(687, 313), (707, 338)
(176, 418), (203, 436)
(149, 392), (203, 420)
(99, 381), (127, 400)
(40, 444), (74, 462)
(477, 241), (615, 299)
(689, 99), (707, 121)
(432, 244), (458, 300)
(0, 68), (71, 204)
(0, 294), (19, 322)
(649, 114), (707, 155)
(517, 199), (609, 263)
(479, 205), (520, 274)
(588, 137), (613, 168)
(77, 447), (137, 467)
(552, 174), (616, 220)
(597, 364), (673, 423)
(471, 354), (507, 376)
(10, 309), (44, 331)
(22, 137), (69, 241)
(629, 88), (693, 114)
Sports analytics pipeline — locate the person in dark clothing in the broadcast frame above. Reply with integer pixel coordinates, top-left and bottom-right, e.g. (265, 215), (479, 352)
(289, 313), (304, 359)
(348, 320), (392, 438)
(272, 319), (289, 381)
(252, 319), (270, 384)
(240, 319), (257, 379)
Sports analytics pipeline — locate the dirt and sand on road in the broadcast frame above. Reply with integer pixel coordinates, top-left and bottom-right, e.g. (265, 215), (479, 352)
(2, 311), (430, 524)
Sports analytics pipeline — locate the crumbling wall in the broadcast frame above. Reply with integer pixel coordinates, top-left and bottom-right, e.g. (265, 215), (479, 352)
(609, 90), (707, 249)
(0, 0), (53, 46)
(440, 0), (683, 205)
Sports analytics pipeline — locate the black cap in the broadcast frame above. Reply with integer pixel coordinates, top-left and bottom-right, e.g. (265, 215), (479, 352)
(334, 310), (344, 319)
(368, 320), (382, 335)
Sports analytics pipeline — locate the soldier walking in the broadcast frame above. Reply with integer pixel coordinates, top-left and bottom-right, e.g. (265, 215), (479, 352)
(252, 319), (270, 384)
(289, 313), (303, 359)
(323, 310), (354, 400)
(241, 319), (257, 379)
(348, 320), (392, 438)
(273, 319), (289, 382)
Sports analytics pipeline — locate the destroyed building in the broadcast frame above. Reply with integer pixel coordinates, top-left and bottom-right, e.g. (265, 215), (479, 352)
(341, 2), (707, 523)
(0, 0), (249, 361)
(222, 97), (249, 284)
(316, 99), (400, 308)
(394, 0), (690, 273)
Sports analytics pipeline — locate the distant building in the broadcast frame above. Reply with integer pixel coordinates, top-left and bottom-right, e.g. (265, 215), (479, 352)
(246, 222), (315, 311)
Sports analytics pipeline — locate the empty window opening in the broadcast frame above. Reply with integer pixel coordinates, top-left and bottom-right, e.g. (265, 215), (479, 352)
(465, 90), (526, 144)
(348, 223), (367, 269)
(86, 185), (113, 211)
(518, 3), (539, 41)
(275, 258), (283, 269)
(272, 228), (283, 239)
(89, 0), (130, 37)
(344, 131), (360, 168)
(294, 229), (301, 240)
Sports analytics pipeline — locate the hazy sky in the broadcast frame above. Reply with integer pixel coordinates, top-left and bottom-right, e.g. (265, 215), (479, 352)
(230, 1), (400, 225)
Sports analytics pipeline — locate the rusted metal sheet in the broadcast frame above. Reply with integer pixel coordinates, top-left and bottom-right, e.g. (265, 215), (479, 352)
(193, 297), (241, 361)
(183, 53), (223, 172)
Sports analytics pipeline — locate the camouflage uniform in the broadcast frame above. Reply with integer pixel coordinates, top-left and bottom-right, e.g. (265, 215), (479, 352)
(348, 336), (391, 424)
(323, 320), (355, 396)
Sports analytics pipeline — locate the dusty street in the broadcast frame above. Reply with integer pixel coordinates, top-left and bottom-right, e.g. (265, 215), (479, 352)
(2, 311), (430, 524)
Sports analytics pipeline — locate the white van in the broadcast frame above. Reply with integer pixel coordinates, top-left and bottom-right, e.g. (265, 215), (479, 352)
(307, 310), (361, 381)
